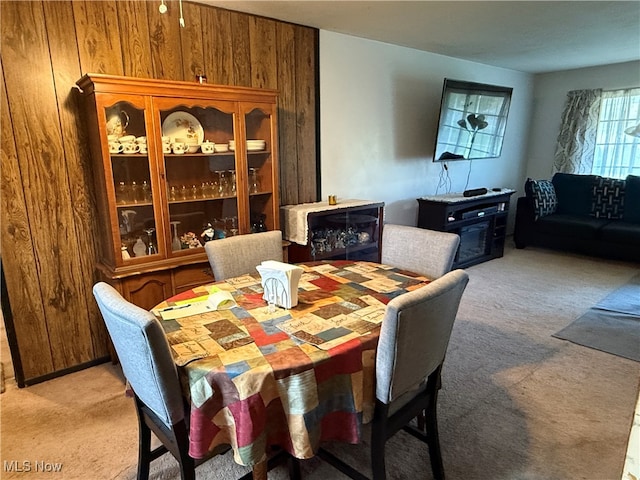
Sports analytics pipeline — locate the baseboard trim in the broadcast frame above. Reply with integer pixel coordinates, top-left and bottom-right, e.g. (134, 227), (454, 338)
(19, 356), (111, 388)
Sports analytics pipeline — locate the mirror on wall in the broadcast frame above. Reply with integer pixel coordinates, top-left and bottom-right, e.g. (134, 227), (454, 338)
(433, 79), (513, 161)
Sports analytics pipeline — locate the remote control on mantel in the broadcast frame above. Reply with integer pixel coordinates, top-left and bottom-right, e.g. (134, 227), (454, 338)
(463, 187), (488, 197)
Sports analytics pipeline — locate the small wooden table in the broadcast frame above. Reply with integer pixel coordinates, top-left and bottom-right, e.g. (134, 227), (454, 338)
(153, 260), (430, 478)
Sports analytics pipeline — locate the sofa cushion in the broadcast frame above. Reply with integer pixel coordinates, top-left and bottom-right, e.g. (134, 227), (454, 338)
(591, 177), (625, 219)
(534, 214), (609, 239)
(623, 174), (640, 223)
(599, 221), (640, 245)
(525, 178), (557, 220)
(552, 173), (600, 216)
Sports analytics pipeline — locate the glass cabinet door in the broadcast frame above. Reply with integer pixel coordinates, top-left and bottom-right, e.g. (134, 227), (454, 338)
(102, 97), (160, 264)
(243, 104), (277, 234)
(155, 99), (239, 255)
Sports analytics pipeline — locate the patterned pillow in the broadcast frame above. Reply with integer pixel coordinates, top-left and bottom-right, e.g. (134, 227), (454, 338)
(525, 178), (558, 221)
(591, 177), (625, 219)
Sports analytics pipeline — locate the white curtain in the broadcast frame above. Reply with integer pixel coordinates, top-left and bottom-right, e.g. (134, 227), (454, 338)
(591, 87), (640, 178)
(553, 89), (602, 174)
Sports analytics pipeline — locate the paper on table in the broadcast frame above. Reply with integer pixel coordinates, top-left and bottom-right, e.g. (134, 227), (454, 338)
(208, 290), (236, 310)
(159, 302), (213, 320)
(158, 288), (237, 320)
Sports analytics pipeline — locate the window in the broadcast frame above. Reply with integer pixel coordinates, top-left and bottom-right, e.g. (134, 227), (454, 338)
(591, 88), (640, 179)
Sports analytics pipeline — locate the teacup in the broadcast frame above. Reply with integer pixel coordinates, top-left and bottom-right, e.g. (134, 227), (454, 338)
(135, 136), (147, 144)
(107, 134), (119, 142)
(119, 135), (136, 144)
(122, 142), (140, 154)
(162, 143), (172, 154)
(201, 141), (215, 154)
(109, 142), (123, 154)
(172, 142), (187, 154)
(139, 144), (148, 154)
(161, 136), (171, 144)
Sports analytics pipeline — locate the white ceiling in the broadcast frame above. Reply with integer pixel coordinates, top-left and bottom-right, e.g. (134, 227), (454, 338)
(196, 1), (640, 74)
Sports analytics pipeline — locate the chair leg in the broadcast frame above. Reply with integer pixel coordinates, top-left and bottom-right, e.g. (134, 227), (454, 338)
(417, 410), (426, 431)
(288, 455), (301, 480)
(137, 416), (152, 480)
(173, 421), (196, 480)
(425, 391), (444, 480)
(371, 402), (389, 480)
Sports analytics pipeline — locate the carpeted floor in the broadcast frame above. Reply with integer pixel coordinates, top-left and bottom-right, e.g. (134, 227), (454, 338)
(1, 244), (639, 480)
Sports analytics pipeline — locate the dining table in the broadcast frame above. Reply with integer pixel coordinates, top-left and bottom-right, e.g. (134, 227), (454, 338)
(152, 259), (431, 479)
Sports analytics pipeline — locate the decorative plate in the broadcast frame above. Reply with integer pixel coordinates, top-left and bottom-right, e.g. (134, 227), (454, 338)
(162, 111), (204, 144)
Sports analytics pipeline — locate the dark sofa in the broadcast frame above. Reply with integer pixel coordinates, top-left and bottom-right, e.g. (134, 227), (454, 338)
(514, 173), (640, 262)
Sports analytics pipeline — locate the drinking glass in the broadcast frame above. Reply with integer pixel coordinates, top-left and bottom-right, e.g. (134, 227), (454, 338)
(143, 228), (157, 255)
(249, 168), (259, 194)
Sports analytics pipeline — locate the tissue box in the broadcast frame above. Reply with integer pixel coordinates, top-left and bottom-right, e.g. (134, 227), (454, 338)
(255, 261), (304, 309)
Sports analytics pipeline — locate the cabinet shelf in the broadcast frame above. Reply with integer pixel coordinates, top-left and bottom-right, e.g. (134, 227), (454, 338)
(309, 242), (378, 261)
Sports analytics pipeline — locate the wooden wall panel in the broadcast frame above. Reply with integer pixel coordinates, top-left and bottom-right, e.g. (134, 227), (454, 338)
(0, 62), (54, 379)
(147, 1), (184, 80)
(294, 27), (319, 203)
(73, 0), (124, 75)
(249, 17), (277, 89)
(202, 8), (234, 85)
(0, 0), (317, 384)
(276, 23), (299, 206)
(117, 1), (154, 78)
(230, 11), (252, 86)
(180, 2), (205, 80)
(2, 1), (94, 372)
(43, 1), (109, 357)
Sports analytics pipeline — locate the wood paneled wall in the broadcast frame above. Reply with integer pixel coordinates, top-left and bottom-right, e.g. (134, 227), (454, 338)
(0, 0), (318, 384)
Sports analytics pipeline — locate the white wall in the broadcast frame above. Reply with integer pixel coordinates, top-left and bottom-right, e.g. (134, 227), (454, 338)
(319, 31), (533, 226)
(526, 61), (640, 180)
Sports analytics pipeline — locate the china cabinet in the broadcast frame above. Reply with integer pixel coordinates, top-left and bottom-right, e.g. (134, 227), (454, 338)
(77, 74), (279, 309)
(282, 200), (384, 263)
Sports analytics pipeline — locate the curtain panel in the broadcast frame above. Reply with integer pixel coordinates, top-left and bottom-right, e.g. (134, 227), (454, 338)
(592, 87), (640, 178)
(553, 89), (602, 174)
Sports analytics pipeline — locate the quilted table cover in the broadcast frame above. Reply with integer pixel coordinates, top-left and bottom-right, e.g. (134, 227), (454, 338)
(154, 260), (430, 467)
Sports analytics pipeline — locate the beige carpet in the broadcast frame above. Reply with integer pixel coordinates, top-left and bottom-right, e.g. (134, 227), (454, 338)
(1, 244), (639, 480)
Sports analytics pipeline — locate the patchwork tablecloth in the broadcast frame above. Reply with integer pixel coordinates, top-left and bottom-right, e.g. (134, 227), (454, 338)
(154, 260), (430, 467)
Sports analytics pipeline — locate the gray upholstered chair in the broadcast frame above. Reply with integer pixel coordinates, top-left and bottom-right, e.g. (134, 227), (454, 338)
(381, 224), (460, 279)
(319, 269), (470, 480)
(204, 230), (284, 281)
(92, 282), (293, 480)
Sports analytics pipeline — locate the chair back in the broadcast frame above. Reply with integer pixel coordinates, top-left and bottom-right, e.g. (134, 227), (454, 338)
(381, 224), (460, 279)
(375, 269), (469, 406)
(204, 230), (283, 281)
(93, 282), (184, 428)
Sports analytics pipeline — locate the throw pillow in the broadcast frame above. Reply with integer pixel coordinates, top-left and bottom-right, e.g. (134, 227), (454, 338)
(623, 174), (640, 223)
(525, 178), (557, 221)
(552, 173), (601, 216)
(591, 177), (625, 219)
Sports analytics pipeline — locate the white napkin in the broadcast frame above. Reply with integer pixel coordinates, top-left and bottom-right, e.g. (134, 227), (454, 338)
(255, 260), (304, 309)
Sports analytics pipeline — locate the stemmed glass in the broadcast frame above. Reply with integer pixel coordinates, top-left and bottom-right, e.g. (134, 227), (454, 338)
(143, 227), (157, 255)
(249, 168), (259, 194)
(170, 221), (181, 251)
